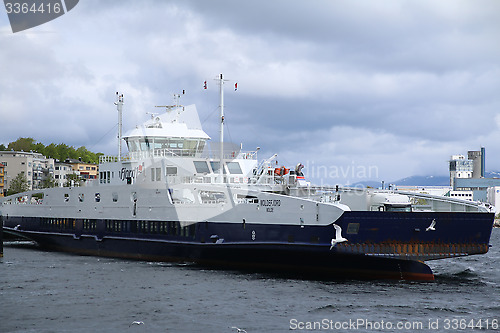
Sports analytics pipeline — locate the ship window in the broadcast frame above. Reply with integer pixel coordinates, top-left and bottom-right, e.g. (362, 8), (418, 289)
(184, 140), (197, 151)
(210, 161), (226, 174)
(226, 162), (243, 174)
(200, 190), (226, 204)
(310, 236), (320, 243)
(384, 204), (411, 212)
(112, 192), (118, 202)
(95, 193), (100, 202)
(346, 223), (360, 234)
(127, 140), (140, 152)
(31, 192), (44, 204)
(189, 224), (196, 239)
(64, 193), (70, 202)
(140, 139), (151, 151)
(151, 167), (162, 181)
(78, 193), (84, 202)
(194, 161), (210, 174)
(166, 166), (177, 175)
(197, 141), (206, 153)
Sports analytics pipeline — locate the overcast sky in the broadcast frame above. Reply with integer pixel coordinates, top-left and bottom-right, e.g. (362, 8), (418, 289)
(1, 0), (499, 185)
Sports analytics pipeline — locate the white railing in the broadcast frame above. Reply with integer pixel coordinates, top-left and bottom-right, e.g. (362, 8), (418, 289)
(99, 148), (257, 164)
(99, 155), (119, 163)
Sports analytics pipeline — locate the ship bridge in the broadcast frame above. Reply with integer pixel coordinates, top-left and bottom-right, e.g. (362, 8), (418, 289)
(123, 104), (210, 159)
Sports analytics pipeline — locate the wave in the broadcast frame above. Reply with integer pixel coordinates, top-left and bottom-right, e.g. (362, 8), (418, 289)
(434, 268), (486, 286)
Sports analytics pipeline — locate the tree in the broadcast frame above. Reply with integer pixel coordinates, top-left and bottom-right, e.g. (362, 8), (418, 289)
(64, 173), (82, 187)
(44, 143), (58, 159)
(8, 137), (37, 152)
(34, 142), (46, 156)
(41, 174), (56, 189)
(7, 172), (29, 195)
(56, 143), (72, 161)
(4, 137), (102, 163)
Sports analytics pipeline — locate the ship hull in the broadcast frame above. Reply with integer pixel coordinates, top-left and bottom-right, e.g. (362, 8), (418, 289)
(3, 228), (434, 281)
(3, 211), (494, 281)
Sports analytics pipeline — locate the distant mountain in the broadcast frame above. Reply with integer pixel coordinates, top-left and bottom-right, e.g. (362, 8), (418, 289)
(352, 175), (449, 188)
(391, 175), (450, 187)
(486, 171), (500, 178)
(353, 170), (500, 188)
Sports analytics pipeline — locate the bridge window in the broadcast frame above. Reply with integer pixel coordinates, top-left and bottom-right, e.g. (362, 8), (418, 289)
(194, 161), (210, 174)
(226, 162), (243, 174)
(210, 161), (226, 174)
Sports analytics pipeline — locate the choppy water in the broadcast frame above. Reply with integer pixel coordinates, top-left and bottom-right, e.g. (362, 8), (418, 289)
(1, 229), (499, 333)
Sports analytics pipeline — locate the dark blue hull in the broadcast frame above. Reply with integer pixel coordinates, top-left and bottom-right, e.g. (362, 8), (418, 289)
(3, 211), (494, 281)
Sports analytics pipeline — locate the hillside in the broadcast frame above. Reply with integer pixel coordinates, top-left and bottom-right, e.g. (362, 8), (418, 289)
(353, 171), (500, 188)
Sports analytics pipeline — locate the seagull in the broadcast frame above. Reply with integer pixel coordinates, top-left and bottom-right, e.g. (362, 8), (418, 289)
(130, 321), (144, 326)
(330, 224), (348, 249)
(231, 327), (247, 333)
(14, 224), (21, 230)
(426, 219), (436, 232)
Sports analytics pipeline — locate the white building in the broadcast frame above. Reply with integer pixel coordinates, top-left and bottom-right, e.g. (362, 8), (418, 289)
(54, 161), (77, 187)
(448, 190), (474, 201)
(449, 154), (473, 187)
(0, 151), (55, 191)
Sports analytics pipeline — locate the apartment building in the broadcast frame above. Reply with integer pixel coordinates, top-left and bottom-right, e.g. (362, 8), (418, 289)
(0, 162), (5, 196)
(0, 151), (55, 192)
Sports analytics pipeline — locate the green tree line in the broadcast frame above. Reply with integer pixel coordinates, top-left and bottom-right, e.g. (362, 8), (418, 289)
(0, 137), (102, 164)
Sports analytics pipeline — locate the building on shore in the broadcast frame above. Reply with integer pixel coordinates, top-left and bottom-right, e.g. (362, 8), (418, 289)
(65, 158), (98, 181)
(0, 162), (5, 196)
(449, 147), (500, 213)
(54, 160), (77, 187)
(0, 151), (55, 192)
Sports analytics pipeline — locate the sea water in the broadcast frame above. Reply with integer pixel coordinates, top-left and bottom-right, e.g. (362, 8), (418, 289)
(1, 229), (499, 333)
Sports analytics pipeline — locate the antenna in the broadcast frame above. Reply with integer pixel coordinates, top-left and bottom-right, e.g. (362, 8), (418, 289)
(217, 73), (229, 183)
(154, 92), (185, 121)
(114, 92), (124, 161)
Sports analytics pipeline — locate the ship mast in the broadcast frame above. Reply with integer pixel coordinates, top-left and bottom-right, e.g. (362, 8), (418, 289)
(114, 92), (124, 161)
(218, 73), (227, 183)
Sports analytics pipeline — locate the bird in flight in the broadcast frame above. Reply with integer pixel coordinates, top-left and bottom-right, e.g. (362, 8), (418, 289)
(330, 224), (348, 249)
(426, 219), (436, 232)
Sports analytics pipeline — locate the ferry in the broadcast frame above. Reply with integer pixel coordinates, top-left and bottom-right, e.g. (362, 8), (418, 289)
(1, 75), (495, 280)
